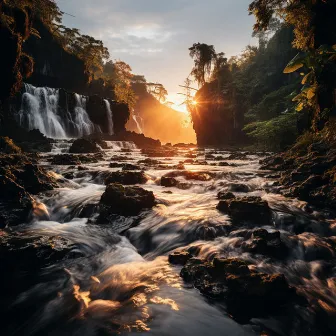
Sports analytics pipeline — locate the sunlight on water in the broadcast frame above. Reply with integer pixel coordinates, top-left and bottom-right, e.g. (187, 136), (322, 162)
(2, 143), (335, 336)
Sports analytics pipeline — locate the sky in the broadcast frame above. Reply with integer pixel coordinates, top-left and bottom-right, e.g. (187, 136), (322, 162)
(56, 0), (256, 112)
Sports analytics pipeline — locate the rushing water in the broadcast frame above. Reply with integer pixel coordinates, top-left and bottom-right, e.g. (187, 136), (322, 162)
(1, 143), (336, 336)
(104, 99), (114, 135)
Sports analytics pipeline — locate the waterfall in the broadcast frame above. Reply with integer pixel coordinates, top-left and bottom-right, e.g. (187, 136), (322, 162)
(104, 99), (114, 135)
(133, 115), (143, 134)
(18, 84), (66, 138)
(17, 84), (95, 139)
(73, 93), (95, 137)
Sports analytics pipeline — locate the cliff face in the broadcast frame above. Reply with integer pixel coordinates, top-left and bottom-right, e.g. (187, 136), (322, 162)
(190, 82), (242, 147)
(24, 20), (89, 94)
(86, 95), (129, 134)
(127, 85), (196, 144)
(0, 4), (33, 104)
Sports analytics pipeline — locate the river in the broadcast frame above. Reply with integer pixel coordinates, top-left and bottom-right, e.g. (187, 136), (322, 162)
(1, 141), (335, 336)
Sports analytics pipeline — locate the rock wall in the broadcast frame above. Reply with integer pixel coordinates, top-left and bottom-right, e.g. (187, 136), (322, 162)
(190, 82), (242, 147)
(23, 20), (89, 94)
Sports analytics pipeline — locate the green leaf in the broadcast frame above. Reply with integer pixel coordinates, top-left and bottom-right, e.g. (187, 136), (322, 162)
(301, 72), (313, 85)
(296, 103), (304, 111)
(283, 53), (306, 74)
(307, 88), (316, 100)
(292, 94), (302, 102)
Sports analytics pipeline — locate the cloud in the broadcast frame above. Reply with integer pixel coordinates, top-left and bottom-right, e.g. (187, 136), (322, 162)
(57, 0), (256, 97)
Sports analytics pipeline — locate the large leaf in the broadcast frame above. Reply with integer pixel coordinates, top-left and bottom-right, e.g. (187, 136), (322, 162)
(296, 103), (304, 112)
(307, 87), (316, 100)
(292, 93), (303, 102)
(301, 72), (314, 85)
(283, 53), (306, 74)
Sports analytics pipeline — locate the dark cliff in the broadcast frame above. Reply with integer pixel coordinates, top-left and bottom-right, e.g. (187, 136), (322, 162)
(24, 20), (89, 94)
(190, 82), (243, 147)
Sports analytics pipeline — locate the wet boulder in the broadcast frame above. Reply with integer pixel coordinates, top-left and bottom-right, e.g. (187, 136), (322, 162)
(161, 177), (179, 187)
(168, 251), (192, 265)
(122, 164), (141, 171)
(218, 162), (230, 166)
(138, 158), (160, 166)
(99, 183), (155, 216)
(51, 153), (102, 165)
(185, 171), (212, 181)
(141, 148), (176, 157)
(0, 233), (81, 302)
(217, 191), (236, 200)
(180, 257), (301, 321)
(109, 162), (125, 168)
(226, 152), (247, 160)
(51, 154), (81, 165)
(242, 229), (288, 259)
(229, 183), (250, 193)
(105, 171), (148, 185)
(217, 196), (272, 224)
(15, 163), (57, 194)
(69, 138), (101, 154)
(0, 175), (33, 227)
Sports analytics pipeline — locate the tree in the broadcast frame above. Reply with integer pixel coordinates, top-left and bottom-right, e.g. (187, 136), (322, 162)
(147, 83), (168, 102)
(189, 43), (217, 87)
(249, 0), (336, 130)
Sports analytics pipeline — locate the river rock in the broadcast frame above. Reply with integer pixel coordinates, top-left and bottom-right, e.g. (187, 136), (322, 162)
(99, 183), (155, 216)
(15, 163), (57, 194)
(141, 148), (176, 157)
(122, 163), (141, 171)
(185, 171), (212, 181)
(217, 191), (236, 200)
(226, 152), (247, 160)
(242, 229), (288, 259)
(180, 257), (300, 321)
(217, 196), (271, 224)
(51, 153), (103, 165)
(229, 183), (250, 193)
(109, 162), (125, 168)
(169, 251), (192, 265)
(0, 175), (33, 227)
(138, 158), (161, 166)
(161, 177), (179, 187)
(51, 154), (81, 165)
(105, 171), (148, 185)
(69, 138), (101, 153)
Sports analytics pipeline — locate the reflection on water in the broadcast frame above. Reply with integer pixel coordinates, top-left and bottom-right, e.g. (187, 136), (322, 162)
(1, 143), (336, 336)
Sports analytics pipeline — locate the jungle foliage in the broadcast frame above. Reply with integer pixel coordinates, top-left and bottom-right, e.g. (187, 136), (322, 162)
(186, 0), (336, 150)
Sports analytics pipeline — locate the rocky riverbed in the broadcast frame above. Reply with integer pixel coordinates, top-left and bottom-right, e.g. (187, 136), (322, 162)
(0, 138), (336, 336)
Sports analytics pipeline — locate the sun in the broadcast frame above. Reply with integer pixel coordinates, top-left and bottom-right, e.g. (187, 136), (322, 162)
(191, 100), (198, 106)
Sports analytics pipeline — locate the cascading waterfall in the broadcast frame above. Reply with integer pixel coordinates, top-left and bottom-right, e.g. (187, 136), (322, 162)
(73, 93), (95, 137)
(17, 84), (95, 139)
(104, 99), (114, 135)
(18, 84), (66, 138)
(133, 114), (143, 134)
